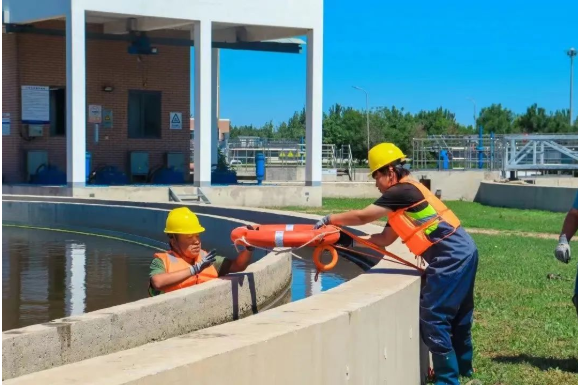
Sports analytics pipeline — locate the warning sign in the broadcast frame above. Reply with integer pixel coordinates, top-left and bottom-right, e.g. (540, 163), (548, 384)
(103, 109), (113, 128)
(170, 112), (182, 130)
(88, 105), (102, 124)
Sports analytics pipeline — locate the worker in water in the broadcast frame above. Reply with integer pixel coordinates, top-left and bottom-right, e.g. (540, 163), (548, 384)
(149, 207), (253, 296)
(314, 143), (479, 385)
(554, 190), (578, 318)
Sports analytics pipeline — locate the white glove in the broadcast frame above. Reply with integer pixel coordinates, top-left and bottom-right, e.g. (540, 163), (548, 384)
(554, 235), (571, 264)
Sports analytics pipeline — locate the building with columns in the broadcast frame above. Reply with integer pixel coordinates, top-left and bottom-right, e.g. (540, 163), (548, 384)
(2, 0), (323, 189)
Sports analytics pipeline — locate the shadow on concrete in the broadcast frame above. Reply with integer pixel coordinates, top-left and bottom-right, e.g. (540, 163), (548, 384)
(365, 268), (423, 277)
(225, 272), (258, 321)
(492, 354), (578, 373)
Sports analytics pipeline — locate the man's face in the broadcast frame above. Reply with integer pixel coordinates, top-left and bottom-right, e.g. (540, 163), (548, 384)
(171, 233), (202, 260)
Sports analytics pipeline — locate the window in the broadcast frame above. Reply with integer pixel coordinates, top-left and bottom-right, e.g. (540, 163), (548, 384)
(50, 87), (66, 136)
(128, 90), (161, 139)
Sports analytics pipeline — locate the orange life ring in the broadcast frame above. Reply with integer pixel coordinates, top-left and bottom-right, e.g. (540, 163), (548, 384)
(231, 224), (341, 249)
(313, 245), (339, 272)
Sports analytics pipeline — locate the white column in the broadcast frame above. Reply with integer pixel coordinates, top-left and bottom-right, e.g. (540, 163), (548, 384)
(310, 270), (322, 295)
(65, 242), (86, 316)
(305, 28), (323, 186)
(66, 6), (86, 187)
(211, 48), (219, 166)
(193, 21), (212, 187)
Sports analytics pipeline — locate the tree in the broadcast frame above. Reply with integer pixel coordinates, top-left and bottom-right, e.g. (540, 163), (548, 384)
(321, 104), (367, 160)
(476, 103), (517, 134)
(370, 106), (416, 155)
(547, 110), (573, 133)
(414, 107), (464, 136)
(514, 103), (549, 133)
(227, 101), (574, 163)
(276, 109), (306, 140)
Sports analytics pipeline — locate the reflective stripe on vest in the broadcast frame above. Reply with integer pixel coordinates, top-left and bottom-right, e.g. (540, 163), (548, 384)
(151, 249), (219, 294)
(386, 177), (461, 256)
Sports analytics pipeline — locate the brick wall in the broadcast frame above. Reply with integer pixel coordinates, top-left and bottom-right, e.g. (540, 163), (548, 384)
(2, 33), (23, 183)
(2, 22), (190, 183)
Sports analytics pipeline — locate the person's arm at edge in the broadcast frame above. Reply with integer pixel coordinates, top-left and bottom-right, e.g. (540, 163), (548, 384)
(229, 249), (253, 273)
(560, 192), (578, 241)
(327, 205), (399, 248)
(150, 258), (193, 291)
(328, 204), (392, 227)
(358, 226), (399, 248)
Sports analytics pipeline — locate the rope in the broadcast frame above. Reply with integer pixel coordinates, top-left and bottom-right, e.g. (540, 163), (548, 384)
(337, 226), (425, 272)
(233, 228), (341, 262)
(232, 225), (424, 281)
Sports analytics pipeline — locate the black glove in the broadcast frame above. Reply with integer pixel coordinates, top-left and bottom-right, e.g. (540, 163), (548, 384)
(191, 249), (217, 275)
(336, 231), (353, 248)
(313, 215), (331, 229)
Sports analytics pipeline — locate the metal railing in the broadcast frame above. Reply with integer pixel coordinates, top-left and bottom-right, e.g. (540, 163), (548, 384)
(412, 134), (578, 172)
(502, 134), (578, 171)
(412, 135), (504, 171)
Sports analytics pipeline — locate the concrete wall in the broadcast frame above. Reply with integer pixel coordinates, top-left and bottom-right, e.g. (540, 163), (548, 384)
(408, 170), (500, 201)
(476, 181), (578, 212)
(4, 225), (423, 385)
(2, 197), (425, 384)
(531, 177), (578, 188)
(246, 168), (501, 201)
(2, 169), (504, 205)
(2, 184), (323, 206)
(197, 185), (322, 207)
(2, 201), (292, 380)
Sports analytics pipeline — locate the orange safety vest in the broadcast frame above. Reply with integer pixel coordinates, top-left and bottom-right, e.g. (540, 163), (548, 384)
(152, 249), (219, 293)
(386, 177), (461, 256)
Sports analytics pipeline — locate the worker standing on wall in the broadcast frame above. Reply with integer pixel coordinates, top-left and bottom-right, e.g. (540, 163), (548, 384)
(149, 207), (253, 296)
(314, 143), (479, 385)
(554, 190), (578, 318)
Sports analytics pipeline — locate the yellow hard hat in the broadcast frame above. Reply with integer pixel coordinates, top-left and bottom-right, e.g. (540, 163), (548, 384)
(164, 207), (205, 234)
(368, 143), (407, 175)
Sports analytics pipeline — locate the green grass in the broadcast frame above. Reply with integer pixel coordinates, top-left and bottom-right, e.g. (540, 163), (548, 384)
(280, 199), (565, 234)
(276, 199), (577, 383)
(468, 234), (577, 385)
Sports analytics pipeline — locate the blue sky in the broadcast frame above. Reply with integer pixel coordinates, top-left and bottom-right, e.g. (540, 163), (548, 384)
(191, 0), (578, 128)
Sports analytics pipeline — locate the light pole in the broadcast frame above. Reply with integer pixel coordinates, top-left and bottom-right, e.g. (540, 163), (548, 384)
(352, 86), (370, 151)
(466, 97), (477, 128)
(568, 48), (577, 126)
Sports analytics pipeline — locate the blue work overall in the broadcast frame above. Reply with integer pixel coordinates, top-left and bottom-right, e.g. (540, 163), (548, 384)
(421, 225), (479, 383)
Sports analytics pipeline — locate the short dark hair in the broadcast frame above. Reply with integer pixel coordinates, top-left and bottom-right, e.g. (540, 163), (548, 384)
(373, 160), (410, 180)
(167, 233), (176, 250)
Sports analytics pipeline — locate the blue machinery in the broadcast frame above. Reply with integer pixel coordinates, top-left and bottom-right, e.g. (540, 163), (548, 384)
(432, 126), (495, 170)
(255, 152), (265, 185)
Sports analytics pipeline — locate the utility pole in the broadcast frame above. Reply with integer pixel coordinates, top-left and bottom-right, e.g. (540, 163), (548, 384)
(568, 48), (576, 126)
(352, 86), (370, 152)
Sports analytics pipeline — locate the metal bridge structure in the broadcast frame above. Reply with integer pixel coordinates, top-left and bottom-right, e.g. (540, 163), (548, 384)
(412, 134), (578, 174)
(191, 137), (355, 180)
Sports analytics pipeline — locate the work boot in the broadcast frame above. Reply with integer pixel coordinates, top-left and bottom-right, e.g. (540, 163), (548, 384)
(454, 342), (474, 377)
(431, 351), (460, 385)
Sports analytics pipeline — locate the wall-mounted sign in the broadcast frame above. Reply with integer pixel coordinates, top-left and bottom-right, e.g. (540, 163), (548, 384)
(102, 109), (113, 129)
(3, 113), (10, 136)
(170, 112), (182, 130)
(21, 86), (49, 124)
(88, 105), (102, 124)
